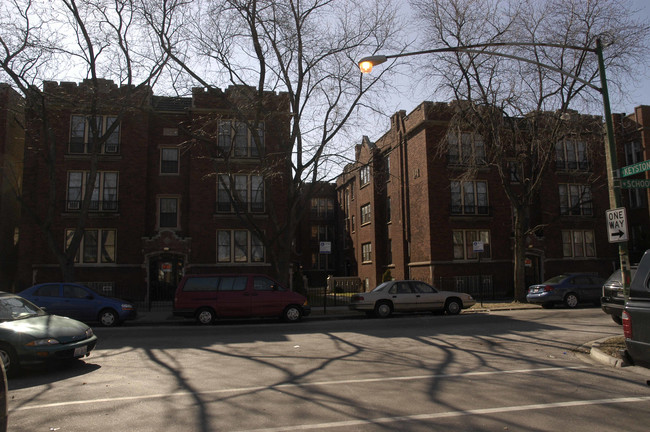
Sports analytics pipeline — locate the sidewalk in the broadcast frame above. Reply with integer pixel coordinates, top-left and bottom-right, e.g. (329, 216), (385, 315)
(130, 301), (540, 326)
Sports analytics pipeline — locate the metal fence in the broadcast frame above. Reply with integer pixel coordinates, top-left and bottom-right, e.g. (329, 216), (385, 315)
(436, 275), (495, 300)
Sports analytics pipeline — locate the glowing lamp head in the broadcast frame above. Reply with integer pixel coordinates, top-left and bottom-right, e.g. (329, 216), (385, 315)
(357, 55), (388, 73)
(359, 61), (374, 73)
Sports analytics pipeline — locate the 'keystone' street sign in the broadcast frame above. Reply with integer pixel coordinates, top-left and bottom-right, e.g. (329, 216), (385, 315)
(619, 159), (650, 177)
(620, 179), (650, 189)
(605, 207), (628, 243)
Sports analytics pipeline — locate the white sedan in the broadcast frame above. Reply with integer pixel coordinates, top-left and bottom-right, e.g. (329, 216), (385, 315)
(349, 280), (476, 318)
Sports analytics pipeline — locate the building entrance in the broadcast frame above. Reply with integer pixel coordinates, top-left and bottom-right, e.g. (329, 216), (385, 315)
(148, 253), (184, 302)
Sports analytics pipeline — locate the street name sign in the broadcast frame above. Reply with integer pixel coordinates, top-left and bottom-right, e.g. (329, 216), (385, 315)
(605, 207), (628, 243)
(620, 178), (650, 189)
(619, 159), (650, 177)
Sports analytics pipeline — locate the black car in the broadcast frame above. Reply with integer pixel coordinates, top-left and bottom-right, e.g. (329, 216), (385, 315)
(601, 266), (637, 324)
(623, 249), (650, 368)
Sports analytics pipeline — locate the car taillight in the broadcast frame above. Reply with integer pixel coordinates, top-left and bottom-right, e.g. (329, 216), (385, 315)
(352, 295), (364, 302)
(544, 285), (554, 292)
(622, 311), (632, 339)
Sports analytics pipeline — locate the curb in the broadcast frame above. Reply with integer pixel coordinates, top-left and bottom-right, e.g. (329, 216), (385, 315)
(589, 341), (626, 368)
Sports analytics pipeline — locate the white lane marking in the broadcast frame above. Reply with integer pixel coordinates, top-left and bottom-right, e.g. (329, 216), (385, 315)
(10, 365), (590, 412)
(234, 396), (650, 432)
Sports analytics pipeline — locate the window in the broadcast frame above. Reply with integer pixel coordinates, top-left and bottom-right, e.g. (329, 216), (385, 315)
(360, 165), (370, 186)
(361, 203), (371, 225)
(159, 197), (179, 228)
(66, 171), (118, 211)
(217, 174), (265, 213)
(160, 148), (179, 174)
(447, 131), (486, 165)
(311, 253), (332, 270)
(453, 230), (491, 260)
(311, 225), (332, 241)
(384, 154), (391, 181)
(310, 198), (334, 218)
(556, 139), (589, 171)
(362, 242), (372, 263)
(65, 228), (116, 263)
(562, 230), (595, 257)
(216, 230), (265, 263)
(217, 121), (264, 157)
(386, 197), (391, 223)
(69, 115), (120, 154)
(351, 215), (356, 232)
(253, 276), (280, 291)
(387, 238), (392, 264)
(450, 181), (489, 215)
(559, 184), (593, 216)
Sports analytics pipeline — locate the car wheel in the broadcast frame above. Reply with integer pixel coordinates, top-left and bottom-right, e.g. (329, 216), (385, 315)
(564, 293), (579, 308)
(0, 344), (19, 376)
(282, 305), (303, 322)
(98, 309), (119, 327)
(196, 308), (215, 325)
(374, 301), (393, 318)
(611, 315), (623, 325)
(445, 298), (462, 315)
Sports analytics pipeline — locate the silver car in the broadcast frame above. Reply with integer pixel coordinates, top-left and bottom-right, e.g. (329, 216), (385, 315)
(349, 280), (476, 318)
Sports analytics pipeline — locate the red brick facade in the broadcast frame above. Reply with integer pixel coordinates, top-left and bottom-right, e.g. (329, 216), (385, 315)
(15, 80), (290, 304)
(335, 102), (642, 296)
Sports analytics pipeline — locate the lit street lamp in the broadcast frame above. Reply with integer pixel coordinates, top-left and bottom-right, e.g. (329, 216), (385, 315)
(359, 40), (631, 297)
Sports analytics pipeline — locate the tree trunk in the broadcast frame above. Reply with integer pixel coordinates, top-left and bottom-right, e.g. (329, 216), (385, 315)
(512, 206), (528, 301)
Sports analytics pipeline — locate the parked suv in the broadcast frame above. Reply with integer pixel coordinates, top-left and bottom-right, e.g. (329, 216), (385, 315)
(623, 249), (650, 368)
(601, 266), (637, 324)
(173, 274), (311, 325)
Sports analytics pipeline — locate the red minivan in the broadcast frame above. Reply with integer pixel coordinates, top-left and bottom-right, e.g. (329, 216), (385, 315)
(173, 274), (311, 324)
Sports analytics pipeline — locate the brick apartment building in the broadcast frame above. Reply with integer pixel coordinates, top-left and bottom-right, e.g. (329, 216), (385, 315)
(612, 106), (650, 264)
(3, 78), (649, 300)
(335, 101), (649, 296)
(13, 79), (290, 304)
(0, 84), (25, 292)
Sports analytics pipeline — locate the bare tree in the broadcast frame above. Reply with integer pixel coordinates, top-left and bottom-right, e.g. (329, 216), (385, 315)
(410, 0), (650, 299)
(142, 0), (404, 284)
(0, 0), (168, 283)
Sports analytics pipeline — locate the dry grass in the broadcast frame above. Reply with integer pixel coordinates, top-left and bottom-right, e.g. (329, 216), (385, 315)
(597, 335), (626, 359)
(468, 301), (539, 310)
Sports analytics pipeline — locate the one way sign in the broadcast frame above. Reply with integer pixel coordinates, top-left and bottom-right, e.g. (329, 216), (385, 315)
(605, 208), (629, 243)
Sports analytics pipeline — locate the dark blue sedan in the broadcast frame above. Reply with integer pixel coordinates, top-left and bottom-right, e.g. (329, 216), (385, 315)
(19, 283), (136, 326)
(526, 273), (606, 309)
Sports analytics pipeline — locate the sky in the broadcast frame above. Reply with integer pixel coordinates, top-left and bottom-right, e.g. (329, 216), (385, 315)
(370, 0), (650, 137)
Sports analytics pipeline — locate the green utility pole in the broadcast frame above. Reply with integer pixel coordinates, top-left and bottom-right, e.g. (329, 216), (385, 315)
(596, 38), (632, 300)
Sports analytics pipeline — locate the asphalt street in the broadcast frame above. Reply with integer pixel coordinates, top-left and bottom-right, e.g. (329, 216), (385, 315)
(6, 308), (650, 432)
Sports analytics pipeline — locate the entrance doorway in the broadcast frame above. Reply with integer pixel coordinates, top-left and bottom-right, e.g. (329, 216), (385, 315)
(148, 254), (184, 302)
(524, 253), (542, 287)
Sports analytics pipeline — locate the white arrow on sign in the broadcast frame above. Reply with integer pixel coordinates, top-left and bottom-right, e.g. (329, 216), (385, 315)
(605, 208), (628, 243)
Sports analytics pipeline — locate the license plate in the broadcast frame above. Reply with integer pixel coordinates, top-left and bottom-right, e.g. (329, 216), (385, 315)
(73, 346), (88, 357)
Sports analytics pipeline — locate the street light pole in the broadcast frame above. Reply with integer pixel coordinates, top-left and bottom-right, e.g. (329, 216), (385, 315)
(359, 38), (631, 296)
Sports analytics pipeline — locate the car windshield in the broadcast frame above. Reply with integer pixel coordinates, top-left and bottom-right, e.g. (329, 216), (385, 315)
(543, 275), (570, 284)
(371, 282), (392, 293)
(0, 296), (46, 321)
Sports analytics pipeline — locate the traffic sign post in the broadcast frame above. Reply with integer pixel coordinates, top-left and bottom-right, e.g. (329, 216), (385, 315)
(605, 208), (628, 243)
